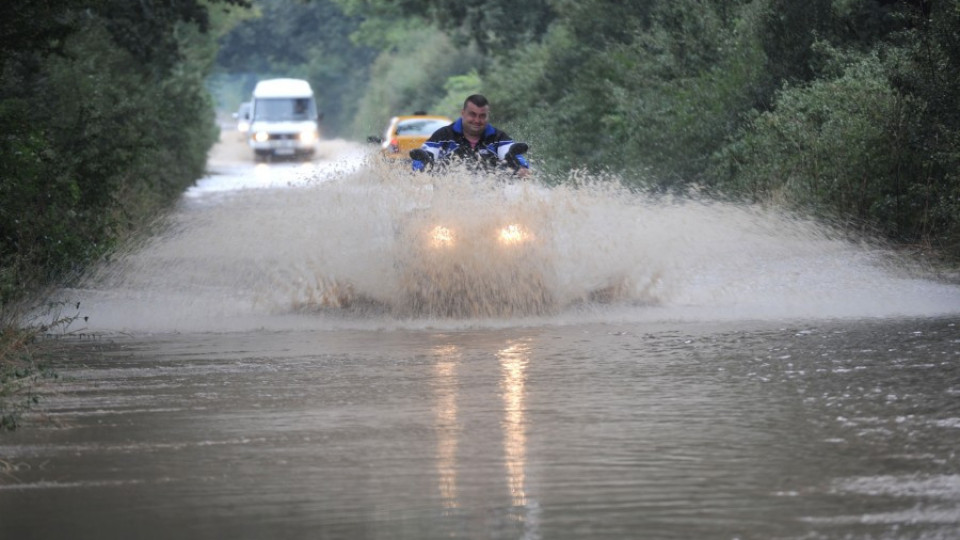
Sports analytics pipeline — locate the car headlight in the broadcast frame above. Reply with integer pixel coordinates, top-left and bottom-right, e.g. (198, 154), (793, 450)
(498, 224), (532, 246)
(253, 131), (270, 143)
(299, 130), (318, 144)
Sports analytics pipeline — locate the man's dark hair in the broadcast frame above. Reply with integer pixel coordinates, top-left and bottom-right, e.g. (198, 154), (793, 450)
(463, 94), (489, 109)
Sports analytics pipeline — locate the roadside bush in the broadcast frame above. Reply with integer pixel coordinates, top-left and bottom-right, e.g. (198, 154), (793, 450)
(0, 10), (220, 309)
(1, 2), (229, 428)
(612, 2), (766, 185)
(0, 324), (57, 430)
(710, 51), (915, 233)
(884, 0), (960, 254)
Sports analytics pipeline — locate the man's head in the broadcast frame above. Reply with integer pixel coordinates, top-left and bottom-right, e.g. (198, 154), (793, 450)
(460, 94), (490, 139)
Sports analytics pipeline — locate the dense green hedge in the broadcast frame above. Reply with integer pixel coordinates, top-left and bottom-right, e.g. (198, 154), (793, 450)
(0, 1), (243, 309)
(708, 2), (960, 252)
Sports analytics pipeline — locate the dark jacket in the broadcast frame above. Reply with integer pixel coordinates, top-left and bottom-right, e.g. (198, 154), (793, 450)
(413, 118), (528, 172)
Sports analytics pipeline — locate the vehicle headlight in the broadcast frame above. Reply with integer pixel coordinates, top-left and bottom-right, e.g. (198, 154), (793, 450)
(253, 131), (270, 143)
(429, 226), (455, 249)
(498, 224), (532, 245)
(299, 130), (318, 144)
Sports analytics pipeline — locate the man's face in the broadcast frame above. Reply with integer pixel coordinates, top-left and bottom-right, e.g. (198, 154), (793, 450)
(461, 101), (489, 138)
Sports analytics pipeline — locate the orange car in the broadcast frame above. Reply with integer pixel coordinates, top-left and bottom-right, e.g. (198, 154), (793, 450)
(372, 114), (452, 159)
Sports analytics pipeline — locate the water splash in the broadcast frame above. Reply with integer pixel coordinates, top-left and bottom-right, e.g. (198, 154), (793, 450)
(58, 145), (960, 333)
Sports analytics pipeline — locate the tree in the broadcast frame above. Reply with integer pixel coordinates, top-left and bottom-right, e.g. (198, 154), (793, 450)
(334, 0), (554, 54)
(1, 0), (247, 306)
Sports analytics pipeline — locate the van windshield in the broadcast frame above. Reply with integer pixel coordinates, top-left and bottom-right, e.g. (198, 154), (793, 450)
(254, 98), (316, 121)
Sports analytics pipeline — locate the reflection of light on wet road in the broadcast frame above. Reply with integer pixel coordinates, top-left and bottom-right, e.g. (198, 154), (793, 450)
(431, 339), (540, 532)
(498, 341), (530, 508)
(433, 345), (461, 509)
(185, 147), (367, 197)
(186, 162), (316, 196)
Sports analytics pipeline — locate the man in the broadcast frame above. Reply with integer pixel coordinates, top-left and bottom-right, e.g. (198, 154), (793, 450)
(412, 94), (530, 176)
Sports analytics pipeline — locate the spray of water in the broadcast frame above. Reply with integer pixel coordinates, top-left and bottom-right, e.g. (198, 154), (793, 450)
(60, 145), (960, 333)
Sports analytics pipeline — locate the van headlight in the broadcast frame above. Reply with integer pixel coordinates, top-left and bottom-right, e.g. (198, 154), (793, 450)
(253, 131), (270, 143)
(299, 130), (318, 144)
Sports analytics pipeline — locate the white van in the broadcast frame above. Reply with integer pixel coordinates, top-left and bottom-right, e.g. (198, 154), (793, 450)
(248, 78), (321, 161)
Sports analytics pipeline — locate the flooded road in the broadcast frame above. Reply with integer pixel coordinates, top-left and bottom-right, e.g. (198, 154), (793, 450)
(3, 136), (960, 539)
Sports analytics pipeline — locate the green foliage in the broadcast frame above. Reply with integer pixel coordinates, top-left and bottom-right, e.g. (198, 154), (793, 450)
(432, 70), (484, 118)
(607, 1), (765, 183)
(708, 0), (960, 254)
(712, 53), (908, 216)
(0, 302), (82, 430)
(758, 0), (835, 86)
(483, 0), (765, 183)
(1, 0), (234, 307)
(333, 0), (554, 54)
(480, 5), (649, 176)
(882, 0), (960, 251)
(349, 27), (482, 138)
(0, 326), (54, 431)
(484, 0), (960, 255)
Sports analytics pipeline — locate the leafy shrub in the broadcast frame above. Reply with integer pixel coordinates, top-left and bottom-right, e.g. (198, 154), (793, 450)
(1, 5), (222, 308)
(710, 51), (916, 232)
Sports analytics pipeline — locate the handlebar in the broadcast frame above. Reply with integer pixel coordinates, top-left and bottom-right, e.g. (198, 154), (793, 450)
(410, 143), (529, 174)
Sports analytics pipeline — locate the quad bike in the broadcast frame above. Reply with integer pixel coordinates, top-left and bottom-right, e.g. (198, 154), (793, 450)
(394, 143), (553, 317)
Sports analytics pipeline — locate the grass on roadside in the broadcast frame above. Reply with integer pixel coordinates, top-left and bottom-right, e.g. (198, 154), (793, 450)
(0, 303), (83, 431)
(0, 325), (50, 430)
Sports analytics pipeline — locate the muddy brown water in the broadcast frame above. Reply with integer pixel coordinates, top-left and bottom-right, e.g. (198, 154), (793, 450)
(3, 136), (960, 539)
